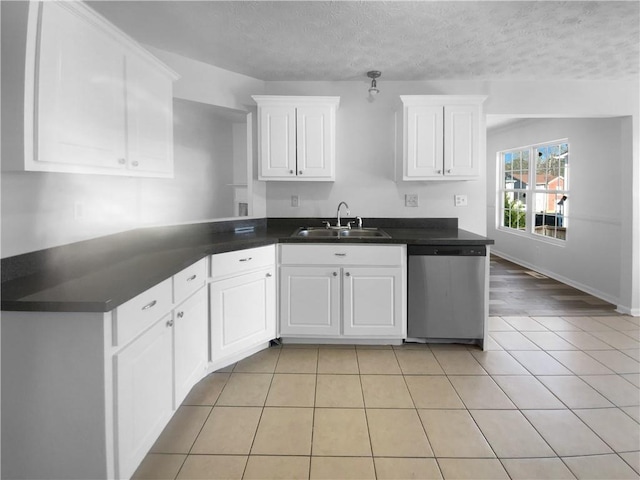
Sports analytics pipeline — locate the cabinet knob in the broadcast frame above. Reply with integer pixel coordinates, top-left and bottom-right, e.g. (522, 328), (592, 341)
(299, 170), (303, 174)
(117, 158), (126, 165)
(266, 273), (272, 278)
(177, 311), (184, 318)
(436, 169), (442, 174)
(289, 170), (294, 174)
(166, 319), (174, 327)
(345, 272), (351, 277)
(132, 161), (139, 167)
(332, 272), (338, 276)
(447, 169), (452, 174)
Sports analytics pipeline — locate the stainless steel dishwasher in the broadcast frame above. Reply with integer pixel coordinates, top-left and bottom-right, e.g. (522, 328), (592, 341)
(407, 245), (486, 345)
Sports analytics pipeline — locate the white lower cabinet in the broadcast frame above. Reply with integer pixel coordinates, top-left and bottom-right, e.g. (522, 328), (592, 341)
(209, 245), (277, 369)
(173, 287), (209, 407)
(279, 266), (341, 336)
(114, 274), (208, 479)
(0, 258), (210, 480)
(279, 245), (407, 340)
(342, 266), (404, 337)
(115, 313), (174, 479)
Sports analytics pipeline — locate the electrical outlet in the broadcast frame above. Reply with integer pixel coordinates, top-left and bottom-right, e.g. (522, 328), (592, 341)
(291, 195), (299, 207)
(454, 194), (468, 207)
(405, 194), (419, 207)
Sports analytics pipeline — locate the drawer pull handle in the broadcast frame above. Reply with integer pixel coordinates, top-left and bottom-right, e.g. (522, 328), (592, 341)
(142, 300), (157, 311)
(166, 319), (174, 327)
(177, 311), (184, 318)
(239, 257), (252, 262)
(187, 274), (197, 282)
(334, 253), (347, 257)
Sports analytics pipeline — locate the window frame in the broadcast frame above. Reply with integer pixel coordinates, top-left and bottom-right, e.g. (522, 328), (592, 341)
(497, 139), (570, 244)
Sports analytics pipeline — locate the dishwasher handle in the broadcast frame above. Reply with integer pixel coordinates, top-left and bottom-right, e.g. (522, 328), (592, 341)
(407, 245), (486, 256)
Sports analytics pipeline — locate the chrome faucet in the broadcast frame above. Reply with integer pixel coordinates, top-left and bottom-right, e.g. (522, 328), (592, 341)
(336, 201), (350, 228)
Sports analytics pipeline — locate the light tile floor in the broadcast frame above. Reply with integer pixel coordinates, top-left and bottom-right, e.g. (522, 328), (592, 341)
(133, 314), (640, 480)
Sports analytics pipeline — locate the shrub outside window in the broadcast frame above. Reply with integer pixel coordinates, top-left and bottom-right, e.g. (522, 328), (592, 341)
(499, 140), (569, 241)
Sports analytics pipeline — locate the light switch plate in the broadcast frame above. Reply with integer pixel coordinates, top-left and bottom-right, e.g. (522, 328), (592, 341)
(291, 195), (299, 207)
(454, 194), (468, 207)
(405, 194), (419, 207)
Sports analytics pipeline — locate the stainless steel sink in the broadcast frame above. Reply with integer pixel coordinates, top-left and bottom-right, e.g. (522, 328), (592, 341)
(295, 228), (339, 238)
(292, 227), (391, 239)
(338, 229), (390, 238)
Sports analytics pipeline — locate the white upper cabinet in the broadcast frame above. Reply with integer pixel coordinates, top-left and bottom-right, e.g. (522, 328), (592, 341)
(404, 105), (444, 178)
(23, 2), (179, 177)
(399, 95), (486, 180)
(253, 96), (339, 181)
(125, 55), (176, 175)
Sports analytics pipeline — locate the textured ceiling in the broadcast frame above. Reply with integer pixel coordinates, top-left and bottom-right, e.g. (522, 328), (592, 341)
(90, 1), (639, 81)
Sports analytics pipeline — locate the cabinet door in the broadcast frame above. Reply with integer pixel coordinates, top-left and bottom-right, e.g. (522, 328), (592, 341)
(36, 3), (127, 171)
(404, 105), (443, 179)
(173, 288), (208, 407)
(115, 314), (173, 480)
(126, 55), (174, 176)
(259, 106), (297, 178)
(296, 105), (335, 179)
(279, 266), (340, 336)
(210, 268), (276, 362)
(444, 105), (479, 177)
(342, 267), (405, 337)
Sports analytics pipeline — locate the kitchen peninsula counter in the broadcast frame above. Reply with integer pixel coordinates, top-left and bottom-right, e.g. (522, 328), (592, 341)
(1, 217), (493, 313)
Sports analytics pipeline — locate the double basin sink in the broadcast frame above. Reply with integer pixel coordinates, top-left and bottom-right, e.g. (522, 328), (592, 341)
(292, 227), (391, 239)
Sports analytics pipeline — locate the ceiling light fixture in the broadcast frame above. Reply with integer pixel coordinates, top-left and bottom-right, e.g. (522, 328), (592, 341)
(367, 70), (381, 96)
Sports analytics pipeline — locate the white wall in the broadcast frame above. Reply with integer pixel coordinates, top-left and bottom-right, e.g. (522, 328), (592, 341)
(487, 117), (626, 306)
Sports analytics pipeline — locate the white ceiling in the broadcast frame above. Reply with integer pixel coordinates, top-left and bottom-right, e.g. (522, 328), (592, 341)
(90, 1), (639, 82)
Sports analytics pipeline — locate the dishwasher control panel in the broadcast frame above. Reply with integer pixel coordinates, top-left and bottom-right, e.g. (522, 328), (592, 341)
(407, 245), (486, 256)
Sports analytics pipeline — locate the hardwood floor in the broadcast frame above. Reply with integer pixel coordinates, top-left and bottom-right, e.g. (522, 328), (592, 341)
(490, 255), (619, 317)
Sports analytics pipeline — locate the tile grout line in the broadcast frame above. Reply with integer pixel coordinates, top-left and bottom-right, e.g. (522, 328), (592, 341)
(240, 346), (281, 479)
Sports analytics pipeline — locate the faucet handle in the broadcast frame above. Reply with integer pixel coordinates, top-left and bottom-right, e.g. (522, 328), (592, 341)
(356, 216), (363, 228)
(322, 221), (331, 229)
(346, 221), (354, 229)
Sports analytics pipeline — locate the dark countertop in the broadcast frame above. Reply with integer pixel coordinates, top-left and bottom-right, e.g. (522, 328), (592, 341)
(1, 217), (493, 313)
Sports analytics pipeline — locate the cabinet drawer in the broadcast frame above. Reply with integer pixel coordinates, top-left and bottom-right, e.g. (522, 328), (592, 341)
(210, 245), (275, 279)
(115, 278), (172, 347)
(280, 244), (405, 266)
(174, 258), (207, 305)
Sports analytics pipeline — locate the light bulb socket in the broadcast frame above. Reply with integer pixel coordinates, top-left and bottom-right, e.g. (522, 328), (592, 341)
(367, 71), (381, 96)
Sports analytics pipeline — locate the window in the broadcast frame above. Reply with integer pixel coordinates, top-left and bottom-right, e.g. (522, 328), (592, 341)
(499, 140), (569, 241)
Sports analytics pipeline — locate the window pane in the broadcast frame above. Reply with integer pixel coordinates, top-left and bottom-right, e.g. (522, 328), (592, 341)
(535, 143), (569, 190)
(534, 192), (567, 240)
(503, 192), (526, 230)
(504, 149), (529, 190)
